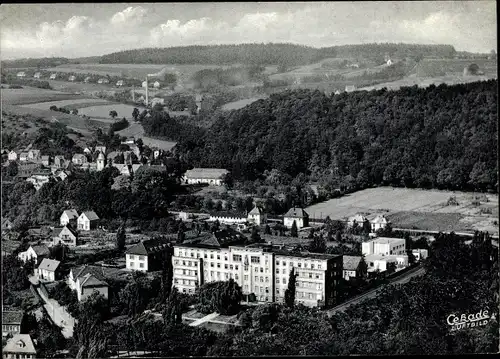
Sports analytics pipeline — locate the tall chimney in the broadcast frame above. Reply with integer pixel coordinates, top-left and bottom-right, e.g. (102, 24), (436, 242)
(145, 77), (149, 106)
(132, 85), (135, 103)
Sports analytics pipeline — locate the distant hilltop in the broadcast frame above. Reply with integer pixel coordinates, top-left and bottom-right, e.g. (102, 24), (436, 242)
(1, 43), (460, 68)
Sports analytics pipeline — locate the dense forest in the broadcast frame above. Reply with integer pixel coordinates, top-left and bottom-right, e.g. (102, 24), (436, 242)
(98, 43), (457, 66)
(173, 80), (497, 193)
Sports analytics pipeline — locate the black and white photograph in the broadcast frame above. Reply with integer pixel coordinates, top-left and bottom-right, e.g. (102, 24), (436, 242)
(0, 1), (498, 357)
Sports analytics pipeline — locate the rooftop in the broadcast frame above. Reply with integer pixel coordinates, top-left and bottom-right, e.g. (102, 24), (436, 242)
(82, 211), (99, 221)
(62, 209), (79, 220)
(370, 237), (405, 244)
(284, 207), (309, 218)
(3, 334), (36, 354)
(343, 255), (363, 270)
(71, 265), (107, 282)
(2, 310), (23, 324)
(126, 238), (171, 255)
(184, 168), (229, 179)
(38, 258), (60, 272)
(365, 254), (408, 261)
(30, 244), (50, 257)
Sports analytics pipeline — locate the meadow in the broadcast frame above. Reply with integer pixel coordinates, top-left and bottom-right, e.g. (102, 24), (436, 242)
(1, 87), (85, 105)
(221, 96), (267, 111)
(20, 98), (110, 110)
(305, 187), (499, 234)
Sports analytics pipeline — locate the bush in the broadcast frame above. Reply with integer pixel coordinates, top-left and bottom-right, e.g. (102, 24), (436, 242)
(110, 118), (129, 132)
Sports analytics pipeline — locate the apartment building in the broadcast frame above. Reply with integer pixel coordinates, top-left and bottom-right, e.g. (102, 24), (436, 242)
(362, 237), (406, 256)
(172, 231), (342, 308)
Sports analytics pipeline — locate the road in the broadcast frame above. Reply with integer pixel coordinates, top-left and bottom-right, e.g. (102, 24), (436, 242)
(392, 228), (499, 239)
(326, 265), (425, 317)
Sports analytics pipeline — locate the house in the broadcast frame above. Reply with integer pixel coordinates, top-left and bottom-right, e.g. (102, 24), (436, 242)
(386, 59), (393, 66)
(141, 81), (148, 88)
(16, 72), (26, 78)
(2, 311), (24, 337)
(370, 215), (390, 232)
(126, 238), (172, 272)
(95, 145), (106, 154)
(33, 72), (41, 79)
(19, 152), (28, 162)
(60, 209), (79, 226)
(247, 205), (267, 226)
(27, 149), (40, 161)
(209, 211), (247, 225)
(2, 218), (13, 231)
(53, 155), (65, 168)
(342, 255), (364, 280)
(17, 163), (41, 179)
(7, 151), (17, 161)
(345, 85), (356, 93)
(49, 73), (57, 80)
(365, 254), (408, 272)
(412, 249), (429, 261)
(283, 207), (309, 229)
(37, 258), (61, 282)
(116, 80), (124, 87)
(153, 81), (161, 89)
(68, 265), (109, 302)
(183, 168), (229, 186)
(77, 211), (99, 231)
(18, 244), (50, 265)
(83, 147), (92, 154)
(52, 225), (79, 247)
(96, 152), (106, 171)
(362, 237), (406, 256)
(333, 90), (341, 95)
(84, 76), (91, 83)
(2, 334), (36, 359)
(54, 169), (70, 182)
(153, 149), (162, 159)
(26, 170), (52, 191)
(68, 75), (76, 82)
(80, 162), (98, 172)
(151, 97), (164, 107)
(112, 163), (132, 176)
(347, 214), (368, 228)
(40, 155), (50, 166)
(97, 78), (109, 84)
(72, 153), (88, 165)
(121, 137), (135, 145)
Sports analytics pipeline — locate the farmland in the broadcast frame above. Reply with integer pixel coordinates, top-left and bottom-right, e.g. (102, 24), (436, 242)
(221, 96), (267, 111)
(1, 87), (85, 105)
(305, 187), (499, 234)
(20, 98), (110, 110)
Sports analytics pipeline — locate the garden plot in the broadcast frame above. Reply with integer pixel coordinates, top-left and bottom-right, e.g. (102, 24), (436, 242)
(20, 98), (110, 110)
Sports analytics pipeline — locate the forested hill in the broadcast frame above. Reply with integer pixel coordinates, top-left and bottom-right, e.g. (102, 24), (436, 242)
(176, 80), (498, 193)
(98, 43), (456, 65)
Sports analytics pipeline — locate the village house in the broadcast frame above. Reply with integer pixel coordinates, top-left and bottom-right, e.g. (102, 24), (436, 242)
(33, 72), (41, 79)
(126, 238), (172, 272)
(2, 218), (13, 232)
(342, 255), (366, 281)
(153, 81), (161, 89)
(95, 145), (106, 154)
(370, 215), (390, 232)
(80, 162), (98, 172)
(116, 80), (124, 87)
(345, 85), (356, 93)
(347, 214), (368, 228)
(96, 152), (106, 171)
(18, 244), (50, 266)
(412, 248), (429, 261)
(60, 209), (79, 226)
(52, 225), (79, 247)
(151, 97), (165, 107)
(68, 265), (109, 302)
(28, 149), (42, 161)
(36, 258), (61, 282)
(365, 254), (408, 273)
(83, 147), (92, 154)
(54, 169), (71, 182)
(53, 155), (65, 168)
(183, 168), (229, 186)
(7, 151), (17, 161)
(49, 73), (57, 80)
(97, 78), (109, 84)
(283, 207), (309, 229)
(112, 163), (132, 176)
(121, 137), (135, 145)
(40, 155), (50, 166)
(68, 75), (76, 82)
(16, 71), (26, 78)
(2, 334), (37, 359)
(247, 205), (267, 226)
(19, 152), (28, 162)
(26, 170), (52, 191)
(72, 153), (88, 165)
(77, 211), (99, 231)
(84, 76), (91, 83)
(2, 311), (24, 338)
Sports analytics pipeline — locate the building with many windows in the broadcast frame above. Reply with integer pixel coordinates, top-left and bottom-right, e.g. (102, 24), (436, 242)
(362, 237), (406, 256)
(125, 238), (172, 272)
(172, 230), (342, 308)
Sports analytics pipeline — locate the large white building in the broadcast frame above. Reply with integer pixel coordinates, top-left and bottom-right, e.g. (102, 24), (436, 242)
(172, 230), (342, 308)
(183, 168), (229, 186)
(209, 205), (268, 226)
(365, 254), (408, 272)
(362, 237), (406, 256)
(283, 207), (309, 229)
(370, 215), (390, 232)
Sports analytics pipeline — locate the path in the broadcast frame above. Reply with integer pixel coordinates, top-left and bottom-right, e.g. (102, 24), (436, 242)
(188, 312), (220, 327)
(326, 265), (425, 317)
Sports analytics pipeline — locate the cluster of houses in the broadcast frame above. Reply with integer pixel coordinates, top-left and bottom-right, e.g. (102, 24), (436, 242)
(16, 71), (130, 87)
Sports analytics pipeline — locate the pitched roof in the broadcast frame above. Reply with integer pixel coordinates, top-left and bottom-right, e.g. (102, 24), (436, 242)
(72, 154), (87, 159)
(248, 206), (264, 216)
(2, 310), (23, 324)
(348, 214), (368, 222)
(82, 211), (99, 221)
(62, 209), (79, 220)
(184, 168), (229, 179)
(209, 211), (247, 219)
(371, 215), (389, 224)
(71, 265), (106, 282)
(79, 273), (107, 288)
(126, 238), (171, 255)
(3, 334), (36, 354)
(38, 258), (60, 272)
(343, 255), (362, 271)
(284, 207), (309, 218)
(31, 244), (50, 257)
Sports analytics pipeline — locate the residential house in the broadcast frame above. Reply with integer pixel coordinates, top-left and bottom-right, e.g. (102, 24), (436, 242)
(28, 150), (41, 162)
(153, 81), (161, 89)
(83, 147), (92, 154)
(19, 152), (28, 162)
(52, 225), (79, 247)
(112, 163), (132, 176)
(1, 218), (13, 232)
(68, 265), (109, 302)
(84, 76), (91, 83)
(386, 59), (393, 66)
(141, 81), (148, 88)
(33, 72), (41, 79)
(2, 334), (36, 359)
(412, 249), (429, 261)
(183, 168), (229, 186)
(362, 237), (406, 256)
(68, 75), (76, 82)
(2, 311), (24, 337)
(347, 214), (368, 228)
(77, 211), (100, 231)
(16, 72), (26, 78)
(153, 149), (162, 159)
(283, 207), (309, 229)
(40, 155), (50, 166)
(80, 162), (98, 172)
(151, 98), (164, 107)
(53, 155), (65, 168)
(247, 205), (267, 226)
(334, 90), (341, 95)
(365, 254), (408, 273)
(126, 238), (172, 272)
(209, 211), (247, 225)
(54, 169), (70, 182)
(26, 170), (52, 191)
(342, 255), (365, 280)
(7, 151), (17, 161)
(370, 215), (390, 232)
(60, 209), (79, 226)
(49, 73), (57, 80)
(17, 163), (41, 179)
(37, 258), (61, 282)
(95, 146), (106, 154)
(18, 244), (50, 266)
(72, 154), (88, 165)
(96, 152), (106, 171)
(116, 80), (124, 87)
(97, 78), (109, 84)
(345, 85), (356, 92)
(121, 137), (135, 145)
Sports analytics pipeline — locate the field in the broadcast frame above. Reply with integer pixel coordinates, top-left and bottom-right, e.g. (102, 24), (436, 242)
(77, 103), (138, 120)
(415, 58), (497, 77)
(20, 98), (110, 110)
(221, 96), (268, 111)
(305, 187), (499, 234)
(1, 87), (85, 105)
(116, 122), (177, 151)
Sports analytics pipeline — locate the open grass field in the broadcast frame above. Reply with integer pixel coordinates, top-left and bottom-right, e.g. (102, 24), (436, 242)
(1, 87), (85, 105)
(20, 98), (110, 110)
(415, 58), (497, 77)
(305, 187), (499, 234)
(221, 96), (268, 111)
(116, 121), (177, 151)
(77, 103), (138, 120)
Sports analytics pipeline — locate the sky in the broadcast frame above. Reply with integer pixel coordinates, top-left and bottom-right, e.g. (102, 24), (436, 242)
(0, 1), (497, 59)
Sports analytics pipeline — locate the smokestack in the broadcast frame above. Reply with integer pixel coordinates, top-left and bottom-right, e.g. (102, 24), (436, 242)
(132, 85), (135, 103)
(145, 77), (149, 106)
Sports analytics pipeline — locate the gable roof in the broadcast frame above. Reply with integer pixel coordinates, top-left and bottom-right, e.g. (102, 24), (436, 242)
(52, 225), (78, 238)
(81, 211), (99, 221)
(79, 273), (108, 288)
(284, 207), (309, 219)
(30, 244), (50, 257)
(248, 205), (264, 216)
(38, 258), (60, 272)
(371, 215), (389, 224)
(348, 214), (368, 222)
(343, 255), (363, 271)
(62, 209), (79, 220)
(3, 334), (36, 354)
(72, 154), (87, 160)
(71, 265), (106, 282)
(2, 310), (23, 325)
(126, 238), (171, 256)
(184, 168), (229, 179)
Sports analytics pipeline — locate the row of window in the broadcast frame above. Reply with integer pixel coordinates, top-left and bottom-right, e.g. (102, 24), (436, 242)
(128, 255), (146, 261)
(276, 260), (324, 269)
(177, 269), (198, 276)
(205, 271), (239, 280)
(2, 325), (20, 331)
(128, 261), (144, 269)
(174, 279), (197, 286)
(174, 259), (198, 267)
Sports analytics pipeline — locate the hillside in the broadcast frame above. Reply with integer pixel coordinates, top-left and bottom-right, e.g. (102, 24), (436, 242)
(174, 80), (497, 193)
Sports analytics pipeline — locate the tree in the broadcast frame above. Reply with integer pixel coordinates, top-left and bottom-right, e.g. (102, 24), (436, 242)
(162, 286), (183, 326)
(109, 110), (118, 119)
(250, 226), (262, 243)
(284, 268), (297, 308)
(308, 228), (315, 239)
(72, 109), (78, 115)
(132, 108), (140, 121)
(116, 224), (126, 251)
(308, 235), (326, 253)
(264, 224), (272, 235)
(290, 220), (298, 238)
(196, 279), (243, 315)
